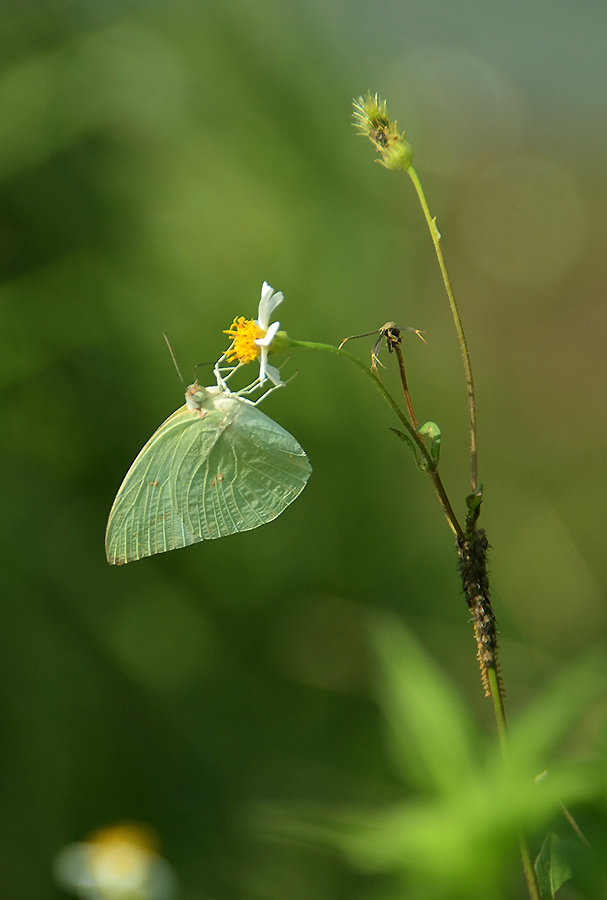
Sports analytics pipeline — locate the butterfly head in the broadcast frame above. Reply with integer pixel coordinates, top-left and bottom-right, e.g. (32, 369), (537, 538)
(185, 381), (217, 411)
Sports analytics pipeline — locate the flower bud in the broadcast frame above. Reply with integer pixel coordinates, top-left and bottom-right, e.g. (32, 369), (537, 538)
(353, 93), (412, 172)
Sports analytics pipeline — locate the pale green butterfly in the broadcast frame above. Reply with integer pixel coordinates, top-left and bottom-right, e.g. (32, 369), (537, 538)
(105, 374), (311, 565)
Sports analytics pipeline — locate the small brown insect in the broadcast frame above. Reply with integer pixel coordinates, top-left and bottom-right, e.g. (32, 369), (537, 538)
(370, 128), (389, 148)
(338, 321), (425, 371)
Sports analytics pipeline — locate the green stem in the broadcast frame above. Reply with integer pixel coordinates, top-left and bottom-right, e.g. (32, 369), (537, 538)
(393, 343), (418, 428)
(294, 337), (539, 895)
(519, 838), (541, 900)
(407, 165), (479, 493)
(404, 167), (540, 894)
(290, 339), (464, 541)
(487, 667), (508, 752)
(486, 668), (540, 900)
(293, 339), (538, 891)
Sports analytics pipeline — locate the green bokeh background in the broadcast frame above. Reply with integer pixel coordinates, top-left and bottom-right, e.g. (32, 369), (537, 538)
(2, 1), (606, 897)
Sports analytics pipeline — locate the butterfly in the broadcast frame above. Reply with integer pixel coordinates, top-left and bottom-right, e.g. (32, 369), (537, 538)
(105, 380), (311, 565)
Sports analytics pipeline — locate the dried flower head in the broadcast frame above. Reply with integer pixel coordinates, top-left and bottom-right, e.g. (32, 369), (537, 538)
(353, 93), (412, 171)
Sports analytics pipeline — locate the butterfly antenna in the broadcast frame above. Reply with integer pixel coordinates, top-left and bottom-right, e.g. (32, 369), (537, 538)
(163, 333), (185, 386)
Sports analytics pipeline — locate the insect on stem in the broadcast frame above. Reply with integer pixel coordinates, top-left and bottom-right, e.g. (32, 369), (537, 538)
(339, 322), (424, 427)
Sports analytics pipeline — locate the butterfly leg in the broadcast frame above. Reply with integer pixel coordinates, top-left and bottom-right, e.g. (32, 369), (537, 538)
(213, 354), (243, 391)
(251, 380), (285, 405)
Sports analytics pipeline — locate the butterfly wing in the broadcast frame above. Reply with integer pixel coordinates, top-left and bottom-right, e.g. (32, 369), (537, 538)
(105, 404), (209, 565)
(169, 396), (312, 539)
(106, 393), (312, 564)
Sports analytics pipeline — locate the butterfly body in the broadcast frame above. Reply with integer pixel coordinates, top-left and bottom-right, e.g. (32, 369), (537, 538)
(105, 382), (311, 565)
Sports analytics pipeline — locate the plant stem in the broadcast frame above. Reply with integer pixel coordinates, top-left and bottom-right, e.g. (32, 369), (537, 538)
(519, 838), (541, 900)
(486, 666), (508, 751)
(292, 339), (539, 897)
(289, 339), (464, 541)
(404, 166), (541, 895)
(393, 343), (418, 428)
(407, 165), (479, 492)
(486, 669), (540, 900)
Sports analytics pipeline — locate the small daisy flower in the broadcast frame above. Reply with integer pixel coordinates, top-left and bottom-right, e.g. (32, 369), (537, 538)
(224, 281), (285, 385)
(53, 822), (177, 900)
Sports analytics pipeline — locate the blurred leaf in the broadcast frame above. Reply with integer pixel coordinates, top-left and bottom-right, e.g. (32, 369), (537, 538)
(251, 622), (607, 898)
(535, 832), (571, 899)
(507, 649), (607, 771)
(370, 616), (477, 794)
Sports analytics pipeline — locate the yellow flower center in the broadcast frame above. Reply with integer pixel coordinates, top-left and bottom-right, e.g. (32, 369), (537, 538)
(224, 317), (265, 364)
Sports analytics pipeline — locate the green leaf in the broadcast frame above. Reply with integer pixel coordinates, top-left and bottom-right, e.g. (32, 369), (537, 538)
(106, 382), (311, 564)
(371, 617), (477, 794)
(430, 216), (441, 242)
(465, 484), (484, 529)
(465, 485), (483, 516)
(417, 421), (441, 463)
(389, 426), (427, 469)
(389, 425), (430, 472)
(535, 833), (572, 898)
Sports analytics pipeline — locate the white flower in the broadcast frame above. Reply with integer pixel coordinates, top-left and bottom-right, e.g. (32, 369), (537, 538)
(223, 281), (285, 387)
(53, 823), (176, 900)
(254, 281), (283, 385)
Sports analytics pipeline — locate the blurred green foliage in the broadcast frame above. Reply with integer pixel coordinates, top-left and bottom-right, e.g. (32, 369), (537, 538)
(1, 1), (606, 898)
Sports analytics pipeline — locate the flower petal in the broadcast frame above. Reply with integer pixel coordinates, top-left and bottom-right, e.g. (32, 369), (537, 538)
(257, 282), (284, 329)
(255, 321), (280, 347)
(259, 347), (283, 385)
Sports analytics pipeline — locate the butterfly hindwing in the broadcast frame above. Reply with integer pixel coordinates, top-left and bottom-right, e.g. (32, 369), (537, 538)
(171, 395), (311, 539)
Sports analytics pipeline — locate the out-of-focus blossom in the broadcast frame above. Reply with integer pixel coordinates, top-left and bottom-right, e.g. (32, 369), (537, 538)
(53, 822), (177, 900)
